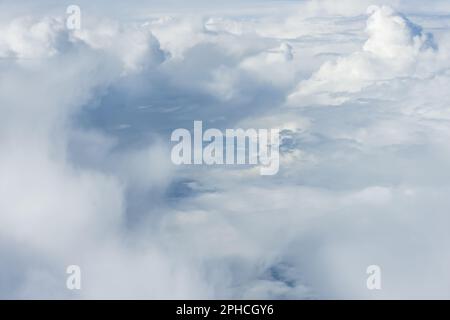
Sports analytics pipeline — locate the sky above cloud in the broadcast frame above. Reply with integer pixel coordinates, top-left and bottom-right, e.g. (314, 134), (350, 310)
(0, 0), (450, 299)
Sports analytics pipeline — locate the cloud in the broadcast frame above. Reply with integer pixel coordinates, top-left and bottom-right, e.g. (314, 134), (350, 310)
(74, 20), (167, 73)
(288, 5), (439, 107)
(1, 0), (450, 299)
(0, 11), (173, 298)
(0, 16), (73, 59)
(364, 5), (436, 59)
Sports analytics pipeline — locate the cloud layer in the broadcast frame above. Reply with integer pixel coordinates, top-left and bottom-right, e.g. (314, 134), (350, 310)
(1, 0), (450, 299)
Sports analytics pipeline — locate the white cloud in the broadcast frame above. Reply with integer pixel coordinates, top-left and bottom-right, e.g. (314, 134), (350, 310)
(0, 16), (73, 59)
(288, 5), (438, 107)
(1, 0), (450, 299)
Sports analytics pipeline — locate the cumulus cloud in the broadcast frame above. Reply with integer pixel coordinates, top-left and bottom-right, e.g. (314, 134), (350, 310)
(1, 0), (450, 300)
(364, 5), (436, 59)
(74, 20), (167, 73)
(288, 5), (438, 107)
(0, 17), (73, 59)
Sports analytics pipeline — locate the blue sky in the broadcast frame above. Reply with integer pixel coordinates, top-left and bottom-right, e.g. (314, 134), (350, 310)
(0, 0), (450, 299)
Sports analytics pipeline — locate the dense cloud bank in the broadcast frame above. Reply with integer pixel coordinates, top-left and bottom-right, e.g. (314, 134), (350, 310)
(0, 0), (450, 299)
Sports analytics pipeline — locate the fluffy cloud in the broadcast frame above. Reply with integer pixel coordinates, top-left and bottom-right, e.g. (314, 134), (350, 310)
(288, 5), (438, 106)
(1, 0), (450, 299)
(0, 17), (72, 59)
